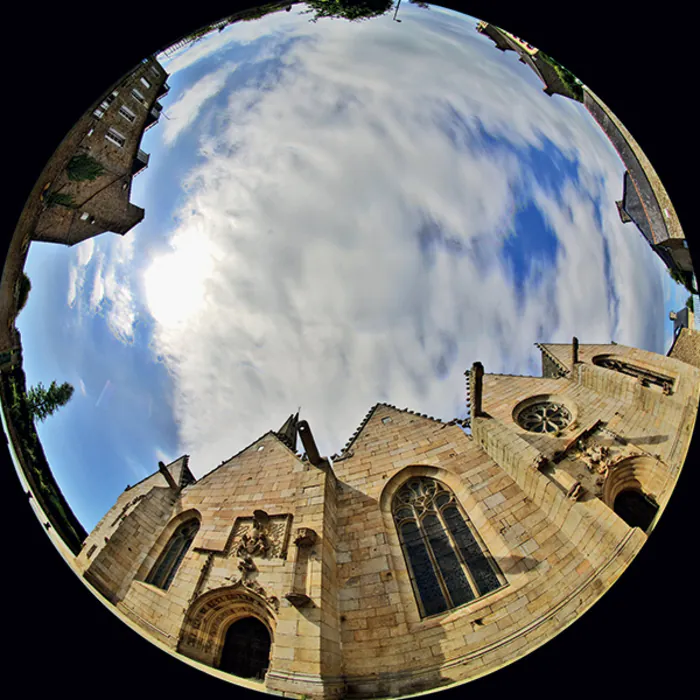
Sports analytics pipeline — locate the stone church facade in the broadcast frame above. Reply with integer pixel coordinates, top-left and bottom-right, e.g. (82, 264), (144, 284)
(74, 340), (699, 698)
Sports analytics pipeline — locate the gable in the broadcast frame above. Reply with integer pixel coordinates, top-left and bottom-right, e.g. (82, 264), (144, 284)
(334, 403), (451, 461)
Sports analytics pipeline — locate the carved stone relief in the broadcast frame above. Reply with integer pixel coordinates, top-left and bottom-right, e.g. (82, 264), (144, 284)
(231, 511), (292, 560)
(554, 423), (645, 500)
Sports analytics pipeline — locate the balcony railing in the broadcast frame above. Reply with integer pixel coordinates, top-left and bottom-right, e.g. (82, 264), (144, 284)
(144, 105), (162, 131)
(132, 149), (150, 176)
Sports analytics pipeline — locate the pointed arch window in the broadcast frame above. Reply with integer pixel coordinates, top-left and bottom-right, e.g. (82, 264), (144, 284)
(146, 518), (199, 590)
(393, 477), (503, 617)
(592, 355), (674, 394)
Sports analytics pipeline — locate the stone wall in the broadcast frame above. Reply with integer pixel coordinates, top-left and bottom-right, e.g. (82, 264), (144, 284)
(33, 55), (167, 246)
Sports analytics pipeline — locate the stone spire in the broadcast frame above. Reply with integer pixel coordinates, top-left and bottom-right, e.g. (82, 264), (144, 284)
(276, 410), (300, 452)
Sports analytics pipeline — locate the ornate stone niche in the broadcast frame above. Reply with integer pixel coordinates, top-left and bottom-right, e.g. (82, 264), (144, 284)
(551, 422), (646, 501)
(231, 511), (293, 560)
(285, 526), (318, 607)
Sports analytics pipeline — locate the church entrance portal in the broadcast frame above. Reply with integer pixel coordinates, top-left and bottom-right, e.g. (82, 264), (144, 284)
(613, 489), (659, 532)
(218, 617), (271, 680)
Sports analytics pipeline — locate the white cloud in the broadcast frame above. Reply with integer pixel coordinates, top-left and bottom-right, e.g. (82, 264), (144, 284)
(139, 12), (669, 476)
(67, 237), (97, 308)
(161, 64), (235, 146)
(160, 9), (301, 76)
(89, 251), (106, 311)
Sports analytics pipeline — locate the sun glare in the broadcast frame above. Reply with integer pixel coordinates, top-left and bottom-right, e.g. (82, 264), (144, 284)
(143, 230), (215, 327)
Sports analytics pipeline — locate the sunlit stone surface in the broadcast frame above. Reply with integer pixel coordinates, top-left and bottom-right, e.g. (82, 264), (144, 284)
(2, 3), (697, 698)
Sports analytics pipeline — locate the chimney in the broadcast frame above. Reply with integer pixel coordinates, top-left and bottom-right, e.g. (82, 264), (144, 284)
(572, 337), (579, 366)
(471, 362), (484, 418)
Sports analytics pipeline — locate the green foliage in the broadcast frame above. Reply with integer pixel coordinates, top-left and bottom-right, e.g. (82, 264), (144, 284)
(67, 153), (105, 181)
(537, 51), (584, 102)
(2, 372), (86, 552)
(26, 381), (75, 423)
(44, 191), (75, 208)
(302, 0), (393, 22)
(16, 273), (31, 312)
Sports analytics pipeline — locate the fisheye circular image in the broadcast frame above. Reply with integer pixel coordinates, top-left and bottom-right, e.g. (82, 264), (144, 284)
(2, 2), (697, 698)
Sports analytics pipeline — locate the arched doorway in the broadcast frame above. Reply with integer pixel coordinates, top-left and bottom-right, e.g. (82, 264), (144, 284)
(218, 616), (271, 680)
(613, 489), (659, 532)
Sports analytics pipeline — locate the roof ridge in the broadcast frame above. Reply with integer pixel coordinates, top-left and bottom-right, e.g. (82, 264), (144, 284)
(332, 402), (457, 460)
(190, 430), (304, 490)
(535, 342), (570, 375)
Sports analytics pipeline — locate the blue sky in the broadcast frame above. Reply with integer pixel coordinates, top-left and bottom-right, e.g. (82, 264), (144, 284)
(16, 3), (690, 531)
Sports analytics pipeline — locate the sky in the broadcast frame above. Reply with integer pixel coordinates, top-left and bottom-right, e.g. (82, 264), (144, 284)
(15, 3), (691, 532)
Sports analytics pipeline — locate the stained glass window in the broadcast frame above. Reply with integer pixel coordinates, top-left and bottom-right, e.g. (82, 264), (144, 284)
(517, 401), (572, 434)
(593, 356), (674, 394)
(393, 477), (503, 617)
(146, 519), (199, 590)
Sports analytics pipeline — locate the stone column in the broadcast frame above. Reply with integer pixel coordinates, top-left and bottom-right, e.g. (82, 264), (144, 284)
(265, 462), (343, 699)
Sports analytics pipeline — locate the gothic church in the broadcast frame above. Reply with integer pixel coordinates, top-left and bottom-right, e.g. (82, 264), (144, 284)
(74, 340), (699, 698)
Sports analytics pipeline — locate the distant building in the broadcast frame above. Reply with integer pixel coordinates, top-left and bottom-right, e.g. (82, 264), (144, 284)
(476, 22), (581, 101)
(33, 56), (170, 247)
(615, 169), (694, 291)
(477, 19), (695, 294)
(668, 327), (700, 369)
(669, 306), (693, 336)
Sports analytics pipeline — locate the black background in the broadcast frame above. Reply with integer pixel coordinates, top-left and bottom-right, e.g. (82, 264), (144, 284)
(2, 2), (695, 697)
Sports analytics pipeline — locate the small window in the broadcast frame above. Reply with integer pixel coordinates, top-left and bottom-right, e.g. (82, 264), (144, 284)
(119, 105), (136, 123)
(140, 76), (151, 89)
(87, 128), (94, 137)
(382, 417), (392, 424)
(131, 88), (146, 106)
(105, 128), (126, 148)
(99, 99), (110, 111)
(258, 445), (265, 452)
(150, 65), (159, 78)
(106, 91), (118, 104)
(86, 544), (97, 559)
(80, 212), (90, 221)
(92, 108), (104, 119)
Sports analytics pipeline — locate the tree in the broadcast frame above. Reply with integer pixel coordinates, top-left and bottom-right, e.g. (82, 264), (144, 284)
(67, 153), (105, 181)
(302, 0), (393, 22)
(44, 191), (75, 208)
(16, 273), (31, 312)
(26, 381), (75, 422)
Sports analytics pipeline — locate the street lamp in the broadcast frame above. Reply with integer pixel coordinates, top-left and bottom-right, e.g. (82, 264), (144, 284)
(393, 0), (402, 21)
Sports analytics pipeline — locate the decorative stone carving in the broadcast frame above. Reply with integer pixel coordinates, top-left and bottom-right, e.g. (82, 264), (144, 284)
(231, 512), (292, 560)
(237, 555), (257, 577)
(531, 454), (549, 471)
(559, 423), (646, 499)
(294, 527), (318, 547)
(225, 577), (280, 612)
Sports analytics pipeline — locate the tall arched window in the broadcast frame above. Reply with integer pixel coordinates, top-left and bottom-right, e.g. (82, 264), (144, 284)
(592, 355), (674, 394)
(393, 477), (502, 617)
(146, 518), (199, 590)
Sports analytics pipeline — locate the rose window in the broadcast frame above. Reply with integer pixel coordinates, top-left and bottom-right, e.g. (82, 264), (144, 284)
(517, 401), (572, 434)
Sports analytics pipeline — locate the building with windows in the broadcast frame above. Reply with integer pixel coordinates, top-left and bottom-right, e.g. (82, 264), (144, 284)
(476, 22), (694, 292)
(33, 56), (170, 246)
(73, 339), (699, 698)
